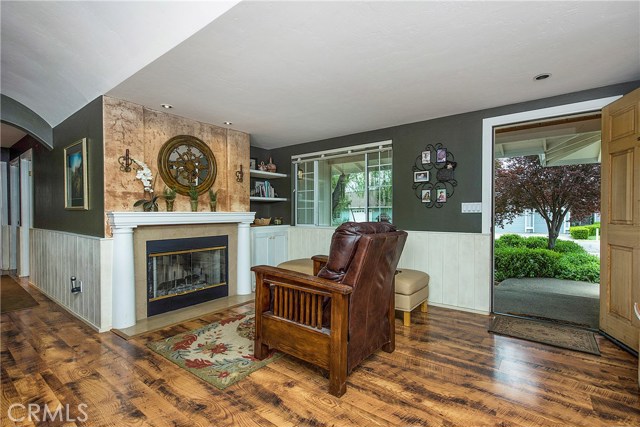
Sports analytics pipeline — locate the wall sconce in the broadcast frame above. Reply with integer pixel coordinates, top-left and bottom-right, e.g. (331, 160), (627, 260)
(118, 149), (133, 172)
(236, 164), (244, 182)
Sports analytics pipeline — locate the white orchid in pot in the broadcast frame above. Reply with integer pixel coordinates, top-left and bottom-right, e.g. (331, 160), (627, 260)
(131, 158), (160, 212)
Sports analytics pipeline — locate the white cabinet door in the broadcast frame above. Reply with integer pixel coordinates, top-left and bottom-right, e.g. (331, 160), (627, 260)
(271, 232), (288, 266)
(250, 226), (289, 288)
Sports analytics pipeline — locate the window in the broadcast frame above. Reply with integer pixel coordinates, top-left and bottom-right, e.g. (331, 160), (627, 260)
(293, 142), (392, 226)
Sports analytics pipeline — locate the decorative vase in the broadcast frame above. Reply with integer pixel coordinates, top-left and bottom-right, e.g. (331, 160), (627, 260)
(190, 200), (198, 212)
(166, 199), (175, 212)
(267, 157), (277, 173)
(209, 201), (217, 212)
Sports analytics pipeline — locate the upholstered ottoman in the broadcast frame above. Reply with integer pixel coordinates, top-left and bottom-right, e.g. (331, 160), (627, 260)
(395, 269), (429, 326)
(277, 258), (315, 275)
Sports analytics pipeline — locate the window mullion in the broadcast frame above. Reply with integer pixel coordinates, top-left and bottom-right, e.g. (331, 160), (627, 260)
(364, 152), (369, 220)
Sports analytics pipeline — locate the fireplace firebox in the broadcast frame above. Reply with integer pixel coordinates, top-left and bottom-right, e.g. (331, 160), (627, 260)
(146, 235), (228, 316)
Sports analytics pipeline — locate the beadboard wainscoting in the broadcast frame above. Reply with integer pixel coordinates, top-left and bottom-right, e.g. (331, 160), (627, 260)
(29, 228), (113, 332)
(288, 227), (492, 313)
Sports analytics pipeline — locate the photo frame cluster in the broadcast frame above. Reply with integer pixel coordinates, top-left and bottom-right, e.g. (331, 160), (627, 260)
(412, 143), (457, 208)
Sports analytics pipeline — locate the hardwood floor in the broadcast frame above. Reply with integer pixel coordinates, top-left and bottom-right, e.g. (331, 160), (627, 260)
(2, 277), (639, 426)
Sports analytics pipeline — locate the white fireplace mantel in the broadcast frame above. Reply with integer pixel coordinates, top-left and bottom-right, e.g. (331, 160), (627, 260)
(107, 211), (256, 329)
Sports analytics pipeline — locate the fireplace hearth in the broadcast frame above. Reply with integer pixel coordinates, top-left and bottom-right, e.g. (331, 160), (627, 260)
(146, 235), (229, 316)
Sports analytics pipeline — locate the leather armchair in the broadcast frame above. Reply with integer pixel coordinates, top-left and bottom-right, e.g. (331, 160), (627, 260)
(252, 222), (407, 396)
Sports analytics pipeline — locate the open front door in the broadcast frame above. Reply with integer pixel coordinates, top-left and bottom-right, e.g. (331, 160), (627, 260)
(600, 88), (640, 351)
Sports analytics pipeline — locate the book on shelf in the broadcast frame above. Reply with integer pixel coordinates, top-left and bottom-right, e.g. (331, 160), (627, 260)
(254, 180), (276, 198)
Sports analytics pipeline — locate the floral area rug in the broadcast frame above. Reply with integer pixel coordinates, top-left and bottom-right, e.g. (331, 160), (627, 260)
(147, 309), (282, 389)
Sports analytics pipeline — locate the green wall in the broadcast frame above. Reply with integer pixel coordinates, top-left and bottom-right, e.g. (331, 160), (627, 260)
(33, 96), (105, 237)
(261, 81), (639, 232)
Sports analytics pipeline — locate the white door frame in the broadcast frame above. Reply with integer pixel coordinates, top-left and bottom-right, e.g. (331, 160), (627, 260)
(0, 161), (8, 270)
(9, 159), (19, 270)
(481, 95), (622, 310)
(18, 150), (32, 277)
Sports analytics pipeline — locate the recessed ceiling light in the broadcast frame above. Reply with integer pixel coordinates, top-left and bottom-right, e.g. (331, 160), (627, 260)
(223, 121), (233, 125)
(160, 103), (173, 109)
(533, 73), (551, 81)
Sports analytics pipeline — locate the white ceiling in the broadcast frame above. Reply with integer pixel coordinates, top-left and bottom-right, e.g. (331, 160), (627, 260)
(0, 1), (239, 126)
(2, 1), (639, 150)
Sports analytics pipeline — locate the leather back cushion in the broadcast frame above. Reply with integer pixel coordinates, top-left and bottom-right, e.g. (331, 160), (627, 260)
(317, 222), (397, 282)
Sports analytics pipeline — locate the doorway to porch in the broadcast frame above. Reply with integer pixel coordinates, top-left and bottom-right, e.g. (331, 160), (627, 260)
(491, 113), (602, 330)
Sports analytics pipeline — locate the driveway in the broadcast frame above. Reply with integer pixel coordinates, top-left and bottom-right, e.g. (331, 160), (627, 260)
(493, 277), (600, 329)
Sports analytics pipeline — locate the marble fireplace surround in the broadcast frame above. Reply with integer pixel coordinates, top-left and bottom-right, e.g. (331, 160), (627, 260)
(107, 211), (255, 329)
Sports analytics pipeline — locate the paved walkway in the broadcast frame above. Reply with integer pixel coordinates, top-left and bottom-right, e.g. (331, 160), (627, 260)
(494, 278), (600, 329)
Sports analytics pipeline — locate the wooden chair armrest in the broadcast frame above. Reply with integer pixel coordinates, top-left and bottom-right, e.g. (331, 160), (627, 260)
(311, 255), (328, 276)
(311, 255), (328, 263)
(252, 265), (352, 295)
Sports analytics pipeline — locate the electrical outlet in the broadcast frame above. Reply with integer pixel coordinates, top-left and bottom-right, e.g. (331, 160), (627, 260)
(70, 276), (82, 294)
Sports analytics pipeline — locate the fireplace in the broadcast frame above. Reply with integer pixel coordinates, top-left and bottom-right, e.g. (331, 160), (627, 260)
(146, 235), (229, 316)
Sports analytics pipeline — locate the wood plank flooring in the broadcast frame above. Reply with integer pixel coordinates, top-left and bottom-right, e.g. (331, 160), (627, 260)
(1, 277), (639, 426)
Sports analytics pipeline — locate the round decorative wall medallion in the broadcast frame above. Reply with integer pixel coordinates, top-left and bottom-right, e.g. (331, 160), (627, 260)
(157, 135), (217, 196)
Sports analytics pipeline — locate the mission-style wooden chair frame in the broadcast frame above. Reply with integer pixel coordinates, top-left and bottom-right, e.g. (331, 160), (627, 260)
(252, 255), (396, 397)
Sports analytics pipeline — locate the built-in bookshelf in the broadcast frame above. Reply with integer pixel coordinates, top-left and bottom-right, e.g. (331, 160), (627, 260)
(250, 170), (288, 202)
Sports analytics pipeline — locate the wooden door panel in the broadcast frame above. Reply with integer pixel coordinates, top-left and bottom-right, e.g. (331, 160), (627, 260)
(607, 245), (633, 320)
(609, 104), (636, 141)
(600, 87), (640, 350)
(609, 149), (634, 224)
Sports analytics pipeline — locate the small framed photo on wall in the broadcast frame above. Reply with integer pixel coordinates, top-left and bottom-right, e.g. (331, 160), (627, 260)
(421, 150), (431, 164)
(414, 171), (429, 182)
(436, 188), (447, 203)
(421, 189), (431, 203)
(64, 138), (88, 210)
(436, 148), (447, 163)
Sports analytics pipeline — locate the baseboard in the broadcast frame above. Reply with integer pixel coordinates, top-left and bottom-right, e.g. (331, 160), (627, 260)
(27, 280), (108, 333)
(428, 301), (490, 315)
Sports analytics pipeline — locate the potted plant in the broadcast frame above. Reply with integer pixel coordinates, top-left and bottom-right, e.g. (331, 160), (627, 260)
(134, 194), (160, 212)
(209, 189), (218, 212)
(188, 186), (199, 212)
(163, 187), (176, 212)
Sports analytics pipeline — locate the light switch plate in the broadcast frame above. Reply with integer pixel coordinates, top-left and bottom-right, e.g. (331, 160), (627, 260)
(461, 202), (482, 213)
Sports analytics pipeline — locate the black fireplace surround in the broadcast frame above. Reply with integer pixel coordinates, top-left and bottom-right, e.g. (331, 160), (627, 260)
(146, 235), (229, 316)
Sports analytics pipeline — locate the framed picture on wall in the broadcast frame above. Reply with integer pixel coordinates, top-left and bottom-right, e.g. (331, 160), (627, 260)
(436, 188), (447, 203)
(421, 150), (431, 164)
(436, 148), (447, 163)
(64, 138), (88, 210)
(421, 189), (431, 203)
(414, 171), (429, 182)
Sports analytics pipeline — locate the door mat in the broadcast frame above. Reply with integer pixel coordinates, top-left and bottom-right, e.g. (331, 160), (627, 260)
(1, 275), (38, 314)
(489, 315), (600, 356)
(147, 309), (282, 389)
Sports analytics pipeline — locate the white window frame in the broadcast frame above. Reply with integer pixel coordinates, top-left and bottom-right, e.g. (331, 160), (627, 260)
(292, 141), (392, 227)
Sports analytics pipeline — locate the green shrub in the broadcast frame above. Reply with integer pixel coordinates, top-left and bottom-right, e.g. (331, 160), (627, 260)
(569, 226), (590, 240)
(494, 247), (561, 282)
(586, 222), (601, 237)
(496, 234), (526, 248)
(524, 237), (548, 250)
(555, 253), (600, 283)
(552, 240), (586, 254)
(494, 234), (599, 283)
